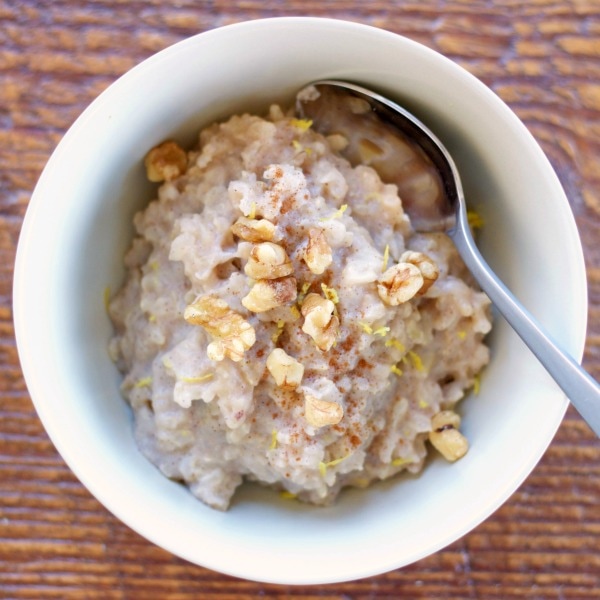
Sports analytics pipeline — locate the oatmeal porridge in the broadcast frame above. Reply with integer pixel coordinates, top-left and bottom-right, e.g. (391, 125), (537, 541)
(108, 102), (492, 510)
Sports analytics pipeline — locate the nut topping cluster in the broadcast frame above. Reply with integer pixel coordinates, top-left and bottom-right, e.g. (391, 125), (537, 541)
(399, 251), (439, 296)
(144, 141), (187, 182)
(428, 410), (469, 462)
(244, 242), (294, 280)
(231, 216), (276, 242)
(302, 228), (333, 275)
(300, 293), (339, 352)
(377, 250), (439, 305)
(266, 348), (304, 389)
(178, 162), (446, 435)
(242, 277), (298, 313)
(183, 295), (255, 362)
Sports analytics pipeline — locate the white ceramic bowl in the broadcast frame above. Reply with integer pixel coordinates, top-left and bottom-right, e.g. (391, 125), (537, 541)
(14, 17), (587, 584)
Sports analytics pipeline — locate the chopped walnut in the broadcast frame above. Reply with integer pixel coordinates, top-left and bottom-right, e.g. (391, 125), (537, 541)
(242, 277), (297, 313)
(244, 242), (293, 280)
(231, 216), (276, 243)
(301, 293), (339, 351)
(303, 228), (333, 275)
(304, 394), (343, 427)
(399, 250), (439, 295)
(428, 410), (469, 462)
(144, 141), (187, 182)
(183, 295), (255, 362)
(377, 263), (423, 306)
(266, 348), (304, 389)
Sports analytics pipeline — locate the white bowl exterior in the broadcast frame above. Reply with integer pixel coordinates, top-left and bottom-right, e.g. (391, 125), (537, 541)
(14, 17), (587, 584)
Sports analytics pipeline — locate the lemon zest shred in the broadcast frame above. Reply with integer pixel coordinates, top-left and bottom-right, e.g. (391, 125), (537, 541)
(358, 321), (373, 335)
(473, 373), (481, 395)
(385, 338), (406, 352)
(134, 377), (152, 389)
(280, 490), (297, 500)
(405, 350), (425, 372)
(390, 364), (403, 376)
(419, 399), (429, 409)
(271, 320), (286, 343)
(319, 454), (349, 476)
(149, 260), (159, 272)
(297, 282), (311, 305)
(248, 201), (257, 220)
(269, 429), (278, 450)
(392, 457), (409, 467)
(319, 203), (348, 221)
(290, 118), (313, 132)
(326, 455), (348, 468)
(182, 373), (213, 384)
(457, 330), (467, 340)
(382, 244), (390, 273)
(148, 314), (157, 323)
(321, 283), (339, 304)
(290, 305), (301, 320)
(292, 140), (312, 155)
(373, 326), (390, 337)
(103, 286), (111, 313)
(353, 477), (371, 488)
(467, 209), (484, 229)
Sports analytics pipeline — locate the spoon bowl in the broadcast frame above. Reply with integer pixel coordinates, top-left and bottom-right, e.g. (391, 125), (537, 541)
(298, 80), (600, 436)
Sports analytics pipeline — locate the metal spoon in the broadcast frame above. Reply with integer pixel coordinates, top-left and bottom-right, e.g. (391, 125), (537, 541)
(297, 80), (600, 437)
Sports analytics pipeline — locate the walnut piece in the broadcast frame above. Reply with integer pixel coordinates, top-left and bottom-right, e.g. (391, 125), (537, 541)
(304, 394), (344, 427)
(231, 216), (276, 243)
(428, 410), (469, 462)
(399, 250), (439, 295)
(184, 295), (255, 362)
(242, 277), (297, 313)
(266, 348), (304, 389)
(302, 228), (333, 275)
(377, 263), (423, 305)
(301, 293), (339, 351)
(244, 242), (293, 280)
(144, 141), (187, 182)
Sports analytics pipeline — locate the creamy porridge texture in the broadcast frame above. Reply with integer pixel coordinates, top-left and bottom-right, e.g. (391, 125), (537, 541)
(108, 104), (492, 510)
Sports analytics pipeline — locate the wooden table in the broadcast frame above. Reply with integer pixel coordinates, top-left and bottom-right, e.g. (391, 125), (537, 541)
(2, 1), (599, 598)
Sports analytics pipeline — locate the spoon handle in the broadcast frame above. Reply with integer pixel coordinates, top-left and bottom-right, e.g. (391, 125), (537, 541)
(451, 217), (600, 437)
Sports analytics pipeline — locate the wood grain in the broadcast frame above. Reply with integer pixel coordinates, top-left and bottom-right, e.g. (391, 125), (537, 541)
(1, 1), (599, 598)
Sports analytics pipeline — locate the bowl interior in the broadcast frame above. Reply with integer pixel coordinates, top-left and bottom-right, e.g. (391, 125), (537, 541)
(14, 17), (587, 584)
